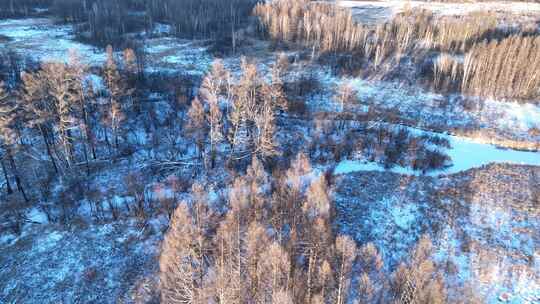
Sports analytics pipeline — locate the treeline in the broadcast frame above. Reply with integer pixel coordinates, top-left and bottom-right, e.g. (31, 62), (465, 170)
(254, 0), (366, 54)
(48, 0), (259, 47)
(0, 0), (52, 17)
(255, 1), (540, 101)
(159, 155), (448, 304)
(51, 0), (149, 46)
(434, 35), (540, 100)
(146, 0), (258, 39)
(1, 0), (259, 47)
(254, 1), (499, 61)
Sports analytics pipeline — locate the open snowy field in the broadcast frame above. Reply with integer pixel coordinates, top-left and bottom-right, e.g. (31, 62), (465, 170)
(143, 37), (212, 76)
(0, 219), (163, 303)
(0, 18), (106, 65)
(338, 0), (540, 24)
(309, 67), (540, 149)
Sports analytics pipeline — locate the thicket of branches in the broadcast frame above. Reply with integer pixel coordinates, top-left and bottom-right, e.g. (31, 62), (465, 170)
(434, 35), (540, 100)
(0, 45), (291, 225)
(254, 1), (497, 58)
(47, 0), (258, 47)
(146, 0), (258, 39)
(0, 0), (52, 17)
(159, 155), (448, 304)
(0, 48), (141, 226)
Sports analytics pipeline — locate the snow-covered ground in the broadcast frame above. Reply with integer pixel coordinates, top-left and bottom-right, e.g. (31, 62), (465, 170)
(0, 218), (164, 303)
(0, 18), (106, 65)
(334, 165), (540, 303)
(0, 18), (213, 76)
(345, 76), (540, 143)
(306, 65), (540, 149)
(143, 37), (212, 76)
(338, 0), (540, 24)
(1, 13), (539, 304)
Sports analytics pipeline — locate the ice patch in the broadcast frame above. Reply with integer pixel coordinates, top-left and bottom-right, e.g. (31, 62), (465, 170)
(35, 231), (64, 252)
(152, 23), (173, 36)
(85, 74), (105, 93)
(0, 234), (16, 246)
(26, 208), (48, 224)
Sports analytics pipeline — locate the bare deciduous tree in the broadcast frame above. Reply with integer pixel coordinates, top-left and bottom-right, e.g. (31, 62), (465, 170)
(186, 97), (207, 161)
(335, 235), (357, 304)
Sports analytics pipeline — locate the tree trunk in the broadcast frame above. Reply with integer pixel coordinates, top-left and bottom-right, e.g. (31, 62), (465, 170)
(83, 140), (90, 176)
(104, 127), (113, 156)
(83, 106), (97, 159)
(65, 128), (76, 166)
(337, 258), (345, 304)
(306, 250), (316, 304)
(39, 125), (59, 174)
(8, 151), (28, 202)
(113, 125), (120, 153)
(1, 159), (13, 194)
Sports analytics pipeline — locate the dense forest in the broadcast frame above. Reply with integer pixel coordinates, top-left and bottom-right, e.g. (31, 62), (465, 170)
(0, 0), (258, 47)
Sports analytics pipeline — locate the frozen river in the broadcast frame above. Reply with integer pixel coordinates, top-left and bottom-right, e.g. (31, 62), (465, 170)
(335, 129), (540, 176)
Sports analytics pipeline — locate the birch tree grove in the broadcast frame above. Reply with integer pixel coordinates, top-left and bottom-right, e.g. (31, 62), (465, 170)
(462, 35), (540, 100)
(433, 35), (540, 100)
(22, 61), (84, 169)
(185, 58), (286, 164)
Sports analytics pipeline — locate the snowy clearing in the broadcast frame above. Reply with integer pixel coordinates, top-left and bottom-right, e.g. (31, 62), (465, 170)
(309, 67), (540, 148)
(0, 18), (213, 76)
(0, 18), (106, 65)
(334, 165), (540, 303)
(0, 220), (163, 303)
(338, 0), (540, 24)
(143, 37), (212, 76)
